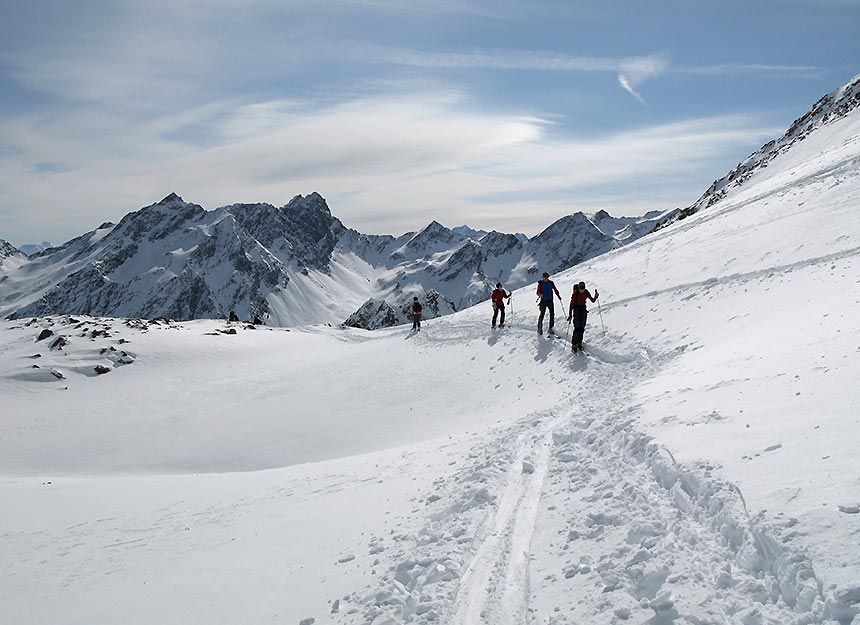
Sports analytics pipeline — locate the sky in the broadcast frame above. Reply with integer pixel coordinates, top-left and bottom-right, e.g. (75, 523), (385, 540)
(0, 0), (858, 247)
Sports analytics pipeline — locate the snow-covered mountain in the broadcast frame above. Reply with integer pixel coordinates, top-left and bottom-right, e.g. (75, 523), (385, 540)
(2, 75), (859, 625)
(0, 194), (672, 328)
(658, 73), (860, 228)
(0, 239), (25, 269)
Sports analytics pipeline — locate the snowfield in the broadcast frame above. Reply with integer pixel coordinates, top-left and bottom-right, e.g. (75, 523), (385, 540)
(3, 104), (860, 625)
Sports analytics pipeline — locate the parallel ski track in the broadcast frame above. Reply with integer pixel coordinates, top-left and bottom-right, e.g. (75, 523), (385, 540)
(450, 417), (559, 625)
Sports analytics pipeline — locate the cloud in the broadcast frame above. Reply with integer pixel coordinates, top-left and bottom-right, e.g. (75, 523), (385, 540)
(674, 63), (819, 77)
(360, 45), (669, 102)
(0, 88), (780, 244)
(617, 74), (648, 106)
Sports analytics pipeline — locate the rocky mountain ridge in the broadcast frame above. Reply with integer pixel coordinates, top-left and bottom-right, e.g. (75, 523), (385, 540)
(0, 194), (670, 328)
(657, 73), (860, 228)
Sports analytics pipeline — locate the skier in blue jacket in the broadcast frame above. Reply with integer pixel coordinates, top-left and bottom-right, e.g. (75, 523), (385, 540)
(535, 272), (562, 335)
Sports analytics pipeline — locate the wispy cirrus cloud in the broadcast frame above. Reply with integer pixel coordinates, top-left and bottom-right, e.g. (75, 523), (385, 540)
(360, 45), (670, 103)
(0, 88), (780, 243)
(674, 63), (819, 76)
(355, 45), (820, 105)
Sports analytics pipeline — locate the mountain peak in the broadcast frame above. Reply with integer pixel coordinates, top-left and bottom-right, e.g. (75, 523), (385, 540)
(0, 238), (22, 258)
(422, 220), (447, 233)
(285, 192), (332, 218)
(157, 192), (185, 206)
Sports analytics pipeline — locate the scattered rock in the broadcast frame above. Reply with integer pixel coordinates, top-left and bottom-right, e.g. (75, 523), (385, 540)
(837, 504), (859, 514)
(94, 365), (111, 375)
(50, 369), (65, 380)
(299, 618), (315, 625)
(220, 328), (237, 335)
(28, 354), (42, 359)
(36, 329), (54, 341)
(49, 336), (68, 350)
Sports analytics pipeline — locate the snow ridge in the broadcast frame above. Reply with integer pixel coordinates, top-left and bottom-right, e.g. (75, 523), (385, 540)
(658, 73), (860, 228)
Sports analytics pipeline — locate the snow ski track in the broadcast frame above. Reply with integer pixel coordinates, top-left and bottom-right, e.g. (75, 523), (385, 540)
(452, 418), (558, 625)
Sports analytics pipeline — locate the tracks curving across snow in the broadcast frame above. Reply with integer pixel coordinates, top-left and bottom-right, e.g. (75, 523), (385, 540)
(338, 321), (847, 625)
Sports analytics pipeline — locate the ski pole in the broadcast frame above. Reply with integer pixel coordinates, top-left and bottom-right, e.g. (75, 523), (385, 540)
(597, 297), (606, 335)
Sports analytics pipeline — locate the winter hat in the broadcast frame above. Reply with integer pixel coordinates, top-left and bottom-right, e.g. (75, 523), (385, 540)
(542, 272), (549, 278)
(496, 282), (502, 288)
(579, 281), (585, 289)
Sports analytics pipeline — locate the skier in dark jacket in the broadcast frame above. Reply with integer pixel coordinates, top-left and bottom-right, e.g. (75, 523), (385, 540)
(410, 297), (423, 331)
(567, 281), (598, 351)
(491, 282), (510, 329)
(536, 272), (562, 335)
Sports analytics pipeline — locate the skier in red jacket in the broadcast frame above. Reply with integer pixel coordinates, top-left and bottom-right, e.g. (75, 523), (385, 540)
(490, 282), (510, 329)
(567, 281), (598, 351)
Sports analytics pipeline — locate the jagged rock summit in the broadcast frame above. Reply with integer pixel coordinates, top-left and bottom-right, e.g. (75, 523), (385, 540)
(0, 194), (669, 328)
(0, 239), (26, 270)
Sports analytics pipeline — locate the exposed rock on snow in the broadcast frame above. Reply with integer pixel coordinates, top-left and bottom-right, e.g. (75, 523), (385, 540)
(344, 299), (401, 330)
(36, 328), (54, 341)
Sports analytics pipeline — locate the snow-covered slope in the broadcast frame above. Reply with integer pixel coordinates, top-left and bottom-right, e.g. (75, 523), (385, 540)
(0, 195), (670, 328)
(2, 77), (859, 625)
(660, 73), (860, 227)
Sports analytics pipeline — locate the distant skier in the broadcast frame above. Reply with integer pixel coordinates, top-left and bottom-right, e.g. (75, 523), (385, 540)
(536, 272), (562, 335)
(410, 297), (423, 331)
(567, 281), (598, 351)
(491, 282), (511, 329)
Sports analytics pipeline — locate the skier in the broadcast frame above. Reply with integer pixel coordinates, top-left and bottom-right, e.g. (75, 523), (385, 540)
(410, 297), (423, 331)
(491, 282), (511, 329)
(535, 272), (562, 335)
(567, 281), (598, 351)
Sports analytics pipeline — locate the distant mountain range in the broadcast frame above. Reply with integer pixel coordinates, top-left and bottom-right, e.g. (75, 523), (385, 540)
(0, 193), (673, 327)
(3, 74), (858, 328)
